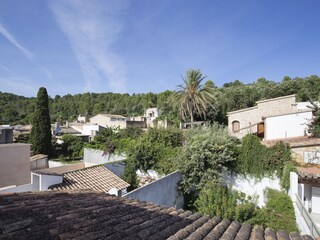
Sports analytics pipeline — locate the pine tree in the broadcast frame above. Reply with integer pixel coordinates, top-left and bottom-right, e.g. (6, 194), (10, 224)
(30, 87), (52, 155)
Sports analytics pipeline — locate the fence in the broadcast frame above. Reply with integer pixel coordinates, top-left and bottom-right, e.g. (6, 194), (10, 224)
(295, 194), (320, 238)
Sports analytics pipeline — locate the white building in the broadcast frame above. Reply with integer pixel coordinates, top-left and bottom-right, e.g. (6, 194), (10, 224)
(90, 114), (128, 129)
(145, 108), (160, 120)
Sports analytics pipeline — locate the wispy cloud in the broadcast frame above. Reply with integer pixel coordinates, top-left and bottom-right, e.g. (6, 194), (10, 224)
(49, 0), (128, 93)
(0, 22), (53, 81)
(0, 22), (34, 61)
(0, 64), (16, 75)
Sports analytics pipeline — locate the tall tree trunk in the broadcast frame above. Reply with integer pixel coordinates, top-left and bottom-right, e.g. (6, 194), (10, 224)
(190, 108), (194, 129)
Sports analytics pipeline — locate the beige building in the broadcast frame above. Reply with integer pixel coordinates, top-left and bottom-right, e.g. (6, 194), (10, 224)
(89, 114), (128, 129)
(227, 95), (313, 139)
(0, 143), (31, 188)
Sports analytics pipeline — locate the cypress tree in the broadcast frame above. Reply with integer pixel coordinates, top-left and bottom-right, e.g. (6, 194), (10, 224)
(30, 87), (52, 155)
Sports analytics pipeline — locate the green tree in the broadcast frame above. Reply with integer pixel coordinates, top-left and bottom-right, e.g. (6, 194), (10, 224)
(170, 69), (216, 128)
(61, 134), (83, 160)
(121, 162), (139, 191)
(30, 87), (52, 155)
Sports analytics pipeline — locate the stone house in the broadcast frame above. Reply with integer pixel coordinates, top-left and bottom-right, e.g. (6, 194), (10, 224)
(227, 95), (313, 140)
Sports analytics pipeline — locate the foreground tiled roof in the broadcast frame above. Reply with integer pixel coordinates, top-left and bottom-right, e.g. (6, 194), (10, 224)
(49, 165), (129, 192)
(0, 190), (313, 240)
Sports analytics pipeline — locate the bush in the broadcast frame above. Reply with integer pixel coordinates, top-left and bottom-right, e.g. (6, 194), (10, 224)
(178, 124), (237, 193)
(247, 188), (298, 233)
(265, 142), (292, 177)
(238, 134), (266, 178)
(195, 183), (256, 222)
(145, 128), (184, 148)
(238, 135), (292, 179)
(118, 127), (143, 139)
(121, 161), (139, 191)
(125, 128), (183, 173)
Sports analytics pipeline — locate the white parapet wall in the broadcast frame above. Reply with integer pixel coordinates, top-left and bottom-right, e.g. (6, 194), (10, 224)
(224, 171), (281, 207)
(84, 148), (126, 165)
(123, 171), (184, 209)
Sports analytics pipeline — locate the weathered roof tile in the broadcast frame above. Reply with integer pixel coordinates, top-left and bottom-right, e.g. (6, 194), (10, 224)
(0, 190), (314, 240)
(49, 165), (130, 192)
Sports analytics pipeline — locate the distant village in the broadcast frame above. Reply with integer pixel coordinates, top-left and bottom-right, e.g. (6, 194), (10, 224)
(1, 94), (320, 239)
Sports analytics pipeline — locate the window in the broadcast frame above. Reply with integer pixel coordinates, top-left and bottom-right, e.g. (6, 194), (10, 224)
(232, 121), (240, 132)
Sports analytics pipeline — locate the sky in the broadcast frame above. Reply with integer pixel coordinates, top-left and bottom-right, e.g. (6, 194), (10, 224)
(0, 0), (320, 97)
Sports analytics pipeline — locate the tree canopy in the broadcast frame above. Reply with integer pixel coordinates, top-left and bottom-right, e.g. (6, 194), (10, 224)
(30, 87), (52, 155)
(170, 69), (216, 127)
(2, 75), (320, 126)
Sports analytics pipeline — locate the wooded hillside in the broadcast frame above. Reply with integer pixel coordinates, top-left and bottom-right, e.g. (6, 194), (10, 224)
(1, 75), (320, 125)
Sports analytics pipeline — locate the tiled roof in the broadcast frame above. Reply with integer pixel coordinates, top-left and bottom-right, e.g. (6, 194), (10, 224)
(49, 165), (129, 192)
(0, 190), (313, 240)
(99, 114), (127, 119)
(33, 162), (85, 175)
(263, 137), (320, 148)
(297, 166), (320, 182)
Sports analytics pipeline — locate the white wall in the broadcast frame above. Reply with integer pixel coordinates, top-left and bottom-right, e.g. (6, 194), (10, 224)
(39, 174), (63, 191)
(265, 111), (312, 140)
(224, 172), (281, 207)
(0, 173), (63, 193)
(82, 125), (100, 135)
(123, 171), (184, 209)
(84, 148), (126, 165)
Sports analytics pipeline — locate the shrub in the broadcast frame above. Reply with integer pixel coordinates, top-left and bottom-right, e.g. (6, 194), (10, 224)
(238, 134), (266, 178)
(178, 124), (237, 193)
(121, 161), (139, 191)
(195, 183), (256, 222)
(238, 135), (292, 179)
(247, 188), (298, 233)
(265, 142), (292, 177)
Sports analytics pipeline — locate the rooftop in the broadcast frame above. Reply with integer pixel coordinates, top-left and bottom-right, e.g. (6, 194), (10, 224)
(263, 136), (320, 148)
(33, 162), (85, 175)
(98, 114), (127, 119)
(49, 165), (129, 192)
(0, 190), (313, 240)
(297, 166), (320, 184)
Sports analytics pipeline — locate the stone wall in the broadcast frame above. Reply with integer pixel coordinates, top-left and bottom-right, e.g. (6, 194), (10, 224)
(291, 145), (320, 164)
(228, 95), (297, 139)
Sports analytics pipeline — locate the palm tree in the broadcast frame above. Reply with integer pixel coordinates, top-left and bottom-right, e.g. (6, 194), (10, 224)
(170, 69), (216, 128)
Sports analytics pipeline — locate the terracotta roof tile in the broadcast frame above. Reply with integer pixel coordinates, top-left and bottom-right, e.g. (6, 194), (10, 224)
(49, 165), (130, 192)
(0, 190), (314, 240)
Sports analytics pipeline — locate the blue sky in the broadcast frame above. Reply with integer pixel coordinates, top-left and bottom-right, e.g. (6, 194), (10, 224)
(0, 0), (320, 97)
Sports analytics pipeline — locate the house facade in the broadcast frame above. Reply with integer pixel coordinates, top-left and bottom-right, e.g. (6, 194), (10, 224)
(90, 114), (128, 129)
(228, 95), (313, 140)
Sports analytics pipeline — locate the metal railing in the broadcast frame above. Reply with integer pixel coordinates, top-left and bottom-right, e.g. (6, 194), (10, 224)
(295, 194), (320, 238)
